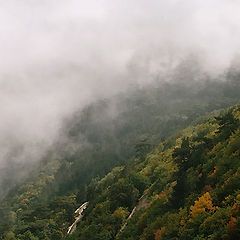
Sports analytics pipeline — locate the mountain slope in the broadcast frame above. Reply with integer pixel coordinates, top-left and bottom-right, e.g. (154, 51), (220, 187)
(1, 72), (240, 239)
(67, 105), (240, 240)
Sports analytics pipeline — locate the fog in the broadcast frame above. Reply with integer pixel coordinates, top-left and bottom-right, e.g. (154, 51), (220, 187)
(0, 0), (240, 187)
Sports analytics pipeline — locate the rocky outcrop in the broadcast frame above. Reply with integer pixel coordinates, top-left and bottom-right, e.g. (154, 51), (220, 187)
(67, 202), (89, 235)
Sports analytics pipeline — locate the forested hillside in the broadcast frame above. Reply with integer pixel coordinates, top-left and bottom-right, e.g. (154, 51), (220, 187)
(0, 72), (240, 240)
(2, 1), (240, 240)
(68, 105), (240, 240)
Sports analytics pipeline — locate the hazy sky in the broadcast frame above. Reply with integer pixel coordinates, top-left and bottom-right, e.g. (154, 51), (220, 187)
(0, 0), (240, 174)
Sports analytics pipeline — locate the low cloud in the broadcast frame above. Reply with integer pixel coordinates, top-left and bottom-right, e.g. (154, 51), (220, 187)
(0, 0), (240, 185)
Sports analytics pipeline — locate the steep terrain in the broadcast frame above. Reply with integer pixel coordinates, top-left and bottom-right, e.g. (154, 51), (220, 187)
(68, 105), (240, 240)
(1, 72), (240, 239)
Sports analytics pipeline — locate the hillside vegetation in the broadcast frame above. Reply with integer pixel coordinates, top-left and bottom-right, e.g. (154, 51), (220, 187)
(68, 105), (240, 240)
(1, 71), (240, 239)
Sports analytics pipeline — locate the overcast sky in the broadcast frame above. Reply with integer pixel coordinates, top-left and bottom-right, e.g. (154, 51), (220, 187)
(0, 0), (240, 173)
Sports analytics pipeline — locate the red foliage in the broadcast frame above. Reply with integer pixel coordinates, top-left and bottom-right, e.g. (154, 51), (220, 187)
(158, 193), (165, 198)
(227, 216), (237, 232)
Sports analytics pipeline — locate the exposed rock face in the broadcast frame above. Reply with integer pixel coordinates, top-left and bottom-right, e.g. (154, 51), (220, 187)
(67, 202), (89, 235)
(116, 191), (149, 238)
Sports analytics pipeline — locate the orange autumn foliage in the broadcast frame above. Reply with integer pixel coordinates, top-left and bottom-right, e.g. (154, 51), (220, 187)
(227, 216), (237, 232)
(209, 166), (218, 177)
(154, 226), (166, 240)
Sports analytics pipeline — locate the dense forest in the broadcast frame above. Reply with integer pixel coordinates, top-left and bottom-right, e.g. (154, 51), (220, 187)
(0, 69), (240, 240)
(2, 1), (240, 240)
(69, 104), (240, 240)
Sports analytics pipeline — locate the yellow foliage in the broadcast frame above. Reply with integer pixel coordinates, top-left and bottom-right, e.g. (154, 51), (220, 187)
(190, 192), (216, 218)
(180, 219), (185, 226)
(112, 207), (129, 220)
(5, 231), (15, 240)
(236, 194), (240, 201)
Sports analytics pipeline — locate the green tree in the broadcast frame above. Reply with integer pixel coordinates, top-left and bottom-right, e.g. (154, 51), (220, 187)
(170, 137), (192, 208)
(215, 111), (239, 140)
